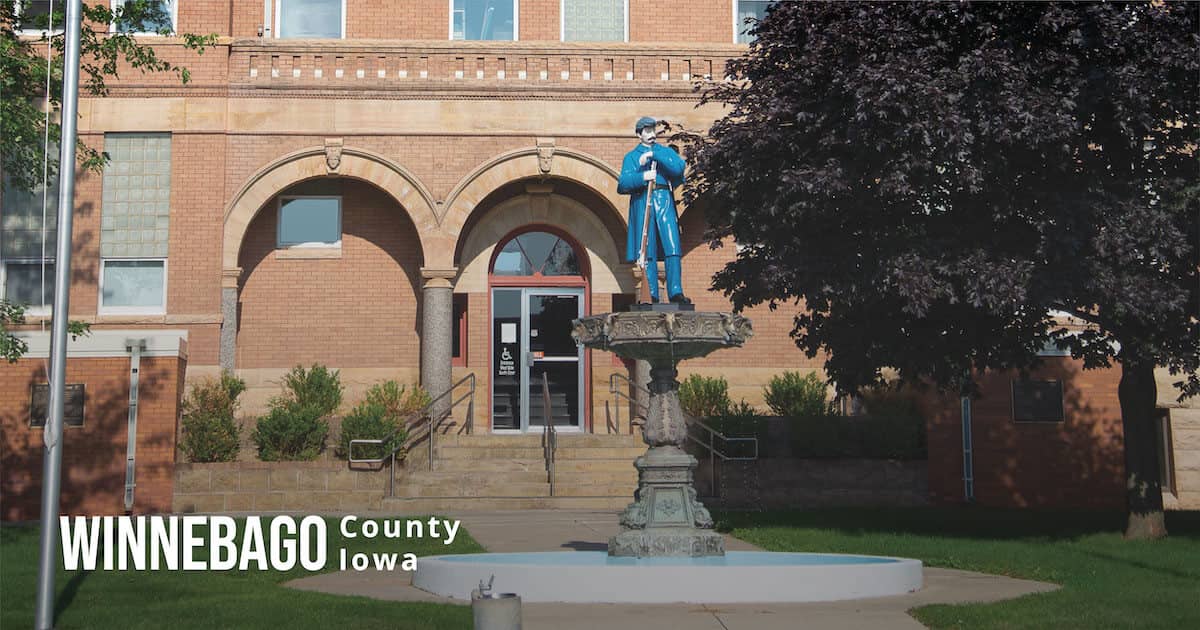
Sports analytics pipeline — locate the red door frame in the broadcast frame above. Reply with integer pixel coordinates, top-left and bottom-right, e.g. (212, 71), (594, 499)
(486, 225), (593, 433)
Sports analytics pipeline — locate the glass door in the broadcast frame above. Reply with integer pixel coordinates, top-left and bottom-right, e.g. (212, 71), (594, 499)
(524, 289), (584, 431)
(490, 287), (585, 432)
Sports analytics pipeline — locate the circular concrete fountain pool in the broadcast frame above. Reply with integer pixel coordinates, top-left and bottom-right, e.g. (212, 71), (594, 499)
(414, 551), (922, 603)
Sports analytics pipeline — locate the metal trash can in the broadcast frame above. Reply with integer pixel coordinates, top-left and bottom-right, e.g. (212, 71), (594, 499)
(471, 576), (521, 630)
(471, 591), (522, 630)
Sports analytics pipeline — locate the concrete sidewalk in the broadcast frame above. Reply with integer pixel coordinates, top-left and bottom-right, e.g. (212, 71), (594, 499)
(287, 510), (1058, 629)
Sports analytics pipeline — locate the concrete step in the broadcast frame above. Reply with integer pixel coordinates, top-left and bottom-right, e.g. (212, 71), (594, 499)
(437, 434), (644, 448)
(437, 446), (647, 460)
(381, 496), (631, 512)
(430, 458), (636, 473)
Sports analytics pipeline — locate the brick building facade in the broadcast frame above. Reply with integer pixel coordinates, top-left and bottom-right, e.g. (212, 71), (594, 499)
(2, 1), (1195, 514)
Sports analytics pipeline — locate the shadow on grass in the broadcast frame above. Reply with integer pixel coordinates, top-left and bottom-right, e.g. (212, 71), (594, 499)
(1071, 547), (1200, 581)
(712, 507), (1200, 542)
(55, 569), (92, 620)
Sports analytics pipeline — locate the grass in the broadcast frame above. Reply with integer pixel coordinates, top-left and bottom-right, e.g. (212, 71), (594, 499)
(0, 516), (485, 630)
(715, 507), (1200, 629)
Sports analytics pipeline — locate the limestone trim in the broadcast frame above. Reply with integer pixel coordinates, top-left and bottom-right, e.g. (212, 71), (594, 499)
(222, 146), (438, 270)
(441, 146), (625, 249)
(421, 267), (460, 290)
(221, 267), (243, 289)
(455, 194), (633, 295)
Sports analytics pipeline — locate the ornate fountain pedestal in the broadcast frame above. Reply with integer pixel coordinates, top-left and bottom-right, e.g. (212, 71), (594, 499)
(572, 309), (753, 558)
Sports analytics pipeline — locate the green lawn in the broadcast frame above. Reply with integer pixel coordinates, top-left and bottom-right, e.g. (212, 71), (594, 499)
(1, 516), (484, 630)
(715, 507), (1200, 629)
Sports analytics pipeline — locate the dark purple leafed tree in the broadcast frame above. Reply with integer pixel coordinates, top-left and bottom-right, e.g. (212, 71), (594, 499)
(683, 1), (1198, 539)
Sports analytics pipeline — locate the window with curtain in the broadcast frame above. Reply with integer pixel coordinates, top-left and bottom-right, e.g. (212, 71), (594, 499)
(453, 0), (516, 40)
(277, 0), (344, 39)
(562, 0), (624, 42)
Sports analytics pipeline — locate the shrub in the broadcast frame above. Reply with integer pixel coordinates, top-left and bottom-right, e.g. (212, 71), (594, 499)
(678, 374), (731, 418)
(364, 380), (430, 421)
(252, 364), (340, 461)
(335, 381), (425, 460)
(253, 403), (329, 461)
(275, 364), (343, 417)
(179, 371), (246, 463)
(337, 402), (407, 461)
(763, 371), (833, 418)
(858, 385), (927, 459)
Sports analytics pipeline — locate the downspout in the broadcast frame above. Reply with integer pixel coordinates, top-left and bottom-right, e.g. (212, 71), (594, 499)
(124, 338), (146, 512)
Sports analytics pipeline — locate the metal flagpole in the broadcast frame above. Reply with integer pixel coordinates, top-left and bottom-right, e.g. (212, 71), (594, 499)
(35, 0), (84, 627)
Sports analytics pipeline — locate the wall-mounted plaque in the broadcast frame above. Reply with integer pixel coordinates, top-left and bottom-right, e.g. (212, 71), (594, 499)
(30, 384), (85, 428)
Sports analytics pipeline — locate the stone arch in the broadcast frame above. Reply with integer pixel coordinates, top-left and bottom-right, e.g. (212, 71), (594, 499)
(222, 146), (439, 271)
(438, 147), (627, 266)
(456, 193), (635, 295)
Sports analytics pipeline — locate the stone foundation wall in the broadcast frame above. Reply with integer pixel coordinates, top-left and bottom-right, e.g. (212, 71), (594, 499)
(701, 458), (928, 509)
(173, 461), (388, 513)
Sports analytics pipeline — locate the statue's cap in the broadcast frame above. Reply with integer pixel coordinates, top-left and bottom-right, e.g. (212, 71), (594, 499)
(635, 116), (657, 133)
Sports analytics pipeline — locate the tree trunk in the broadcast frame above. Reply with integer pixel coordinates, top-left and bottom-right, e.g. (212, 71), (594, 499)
(1118, 360), (1167, 540)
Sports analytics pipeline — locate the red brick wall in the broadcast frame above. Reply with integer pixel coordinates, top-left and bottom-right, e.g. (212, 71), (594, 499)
(1, 355), (185, 521)
(235, 179), (424, 368)
(925, 358), (1126, 509)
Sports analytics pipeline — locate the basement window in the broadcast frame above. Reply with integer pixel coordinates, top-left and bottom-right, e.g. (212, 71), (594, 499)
(1011, 379), (1065, 423)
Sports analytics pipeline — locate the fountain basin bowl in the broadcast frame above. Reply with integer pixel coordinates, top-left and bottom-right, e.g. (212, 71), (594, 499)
(572, 311), (753, 363)
(413, 551), (922, 603)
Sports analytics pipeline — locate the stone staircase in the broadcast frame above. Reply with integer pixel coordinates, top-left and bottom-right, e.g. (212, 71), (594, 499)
(380, 433), (644, 512)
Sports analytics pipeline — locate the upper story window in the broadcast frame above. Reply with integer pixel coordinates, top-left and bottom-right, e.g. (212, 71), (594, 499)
(15, 1), (64, 35)
(735, 0), (774, 44)
(111, 0), (177, 35)
(452, 0), (517, 41)
(276, 0), (345, 39)
(561, 0), (626, 42)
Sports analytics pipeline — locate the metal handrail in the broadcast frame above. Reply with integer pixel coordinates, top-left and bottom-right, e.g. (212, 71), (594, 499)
(541, 372), (557, 496)
(348, 373), (476, 497)
(609, 372), (759, 496)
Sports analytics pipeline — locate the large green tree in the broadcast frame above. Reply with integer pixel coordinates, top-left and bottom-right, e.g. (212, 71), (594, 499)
(684, 1), (1198, 538)
(1, 1), (213, 356)
(1, 0), (214, 192)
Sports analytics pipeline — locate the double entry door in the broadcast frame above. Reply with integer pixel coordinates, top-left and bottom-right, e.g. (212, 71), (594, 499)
(491, 287), (585, 432)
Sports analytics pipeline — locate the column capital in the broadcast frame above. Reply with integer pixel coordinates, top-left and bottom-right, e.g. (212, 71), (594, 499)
(221, 267), (243, 289)
(420, 267), (458, 289)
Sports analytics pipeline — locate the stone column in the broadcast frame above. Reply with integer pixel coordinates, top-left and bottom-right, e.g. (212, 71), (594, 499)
(420, 267), (458, 419)
(218, 268), (242, 372)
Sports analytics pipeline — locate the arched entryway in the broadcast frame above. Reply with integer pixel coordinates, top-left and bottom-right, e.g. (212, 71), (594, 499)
(488, 227), (589, 433)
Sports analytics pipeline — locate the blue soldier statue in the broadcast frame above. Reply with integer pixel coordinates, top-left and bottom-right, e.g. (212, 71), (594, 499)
(618, 117), (691, 305)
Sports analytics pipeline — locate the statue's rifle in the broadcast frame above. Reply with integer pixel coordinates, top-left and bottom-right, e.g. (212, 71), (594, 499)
(636, 159), (657, 295)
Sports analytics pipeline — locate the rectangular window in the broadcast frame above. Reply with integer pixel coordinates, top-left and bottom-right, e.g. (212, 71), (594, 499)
(100, 133), (171, 314)
(735, 0), (774, 44)
(277, 196), (341, 247)
(100, 259), (166, 313)
(111, 0), (177, 34)
(276, 0), (345, 39)
(452, 0), (516, 41)
(16, 1), (64, 34)
(2, 163), (58, 312)
(3, 262), (56, 312)
(1011, 379), (1065, 423)
(562, 0), (625, 42)
(452, 293), (468, 365)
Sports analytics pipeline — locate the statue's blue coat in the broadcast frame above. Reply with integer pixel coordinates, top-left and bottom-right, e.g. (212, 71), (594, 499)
(618, 143), (686, 263)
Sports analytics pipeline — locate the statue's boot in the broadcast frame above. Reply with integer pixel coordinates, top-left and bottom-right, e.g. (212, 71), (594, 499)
(665, 255), (690, 304)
